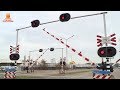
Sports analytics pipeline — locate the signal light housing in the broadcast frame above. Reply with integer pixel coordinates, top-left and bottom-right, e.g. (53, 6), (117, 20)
(10, 53), (20, 60)
(59, 13), (71, 22)
(31, 20), (40, 27)
(50, 48), (54, 51)
(39, 49), (43, 52)
(97, 47), (116, 57)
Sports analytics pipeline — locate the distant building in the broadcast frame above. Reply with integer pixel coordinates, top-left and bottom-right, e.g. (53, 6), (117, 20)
(0, 61), (22, 66)
(46, 63), (56, 67)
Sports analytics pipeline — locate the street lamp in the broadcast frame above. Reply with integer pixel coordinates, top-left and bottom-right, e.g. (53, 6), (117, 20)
(60, 35), (74, 64)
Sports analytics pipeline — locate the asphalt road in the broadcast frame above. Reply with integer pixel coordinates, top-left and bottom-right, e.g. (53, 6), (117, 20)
(0, 68), (120, 79)
(15, 69), (97, 79)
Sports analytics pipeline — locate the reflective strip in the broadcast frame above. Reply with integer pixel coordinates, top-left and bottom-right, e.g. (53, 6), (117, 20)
(106, 65), (110, 68)
(4, 72), (16, 79)
(93, 75), (111, 79)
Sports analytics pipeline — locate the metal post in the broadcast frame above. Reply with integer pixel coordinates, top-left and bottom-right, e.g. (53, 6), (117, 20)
(16, 30), (18, 48)
(66, 40), (68, 64)
(103, 13), (108, 46)
(61, 48), (63, 73)
(15, 30), (19, 65)
(29, 51), (31, 61)
(103, 12), (110, 72)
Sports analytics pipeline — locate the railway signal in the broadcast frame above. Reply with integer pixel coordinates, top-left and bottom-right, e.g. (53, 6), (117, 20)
(39, 48), (54, 52)
(97, 47), (116, 57)
(59, 13), (71, 22)
(31, 20), (40, 27)
(63, 61), (66, 66)
(39, 49), (43, 52)
(60, 61), (62, 65)
(50, 48), (54, 51)
(9, 53), (20, 60)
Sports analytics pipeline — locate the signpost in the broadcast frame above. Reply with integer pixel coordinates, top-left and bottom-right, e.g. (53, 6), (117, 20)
(94, 12), (117, 79)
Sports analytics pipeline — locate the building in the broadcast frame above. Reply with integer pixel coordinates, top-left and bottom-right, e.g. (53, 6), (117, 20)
(0, 61), (22, 66)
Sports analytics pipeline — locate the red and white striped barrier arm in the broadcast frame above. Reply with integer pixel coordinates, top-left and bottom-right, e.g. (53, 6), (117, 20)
(112, 59), (120, 66)
(93, 74), (111, 79)
(42, 28), (95, 65)
(116, 59), (120, 63)
(31, 48), (50, 67)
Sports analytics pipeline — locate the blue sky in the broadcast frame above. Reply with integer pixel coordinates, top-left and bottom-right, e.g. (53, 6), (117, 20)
(0, 11), (120, 64)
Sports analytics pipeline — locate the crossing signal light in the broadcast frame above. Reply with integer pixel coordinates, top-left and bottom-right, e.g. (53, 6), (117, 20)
(60, 61), (66, 65)
(63, 61), (66, 66)
(10, 54), (20, 60)
(60, 61), (62, 65)
(39, 49), (43, 52)
(50, 48), (54, 51)
(31, 20), (40, 27)
(59, 13), (71, 22)
(97, 47), (116, 57)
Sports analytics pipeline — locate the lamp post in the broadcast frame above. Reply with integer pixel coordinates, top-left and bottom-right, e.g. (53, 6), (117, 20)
(60, 35), (74, 64)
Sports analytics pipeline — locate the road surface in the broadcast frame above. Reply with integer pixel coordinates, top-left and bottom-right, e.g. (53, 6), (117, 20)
(0, 68), (120, 79)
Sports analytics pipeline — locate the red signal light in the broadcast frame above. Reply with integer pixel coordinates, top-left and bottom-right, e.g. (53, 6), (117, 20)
(59, 13), (71, 22)
(98, 47), (116, 57)
(100, 50), (105, 54)
(61, 16), (64, 20)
